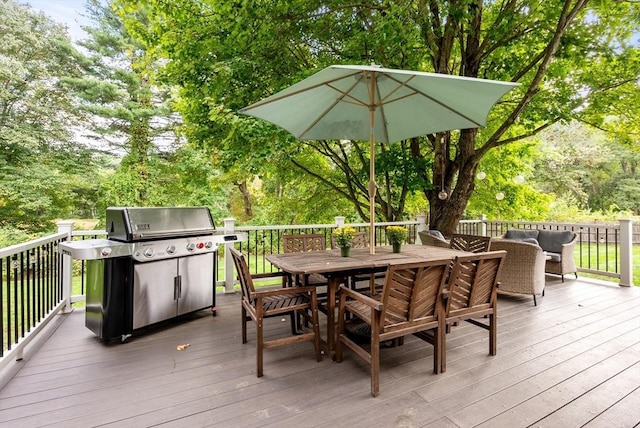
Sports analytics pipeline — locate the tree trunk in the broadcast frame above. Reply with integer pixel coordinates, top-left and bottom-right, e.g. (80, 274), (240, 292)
(236, 180), (253, 218)
(428, 129), (479, 236)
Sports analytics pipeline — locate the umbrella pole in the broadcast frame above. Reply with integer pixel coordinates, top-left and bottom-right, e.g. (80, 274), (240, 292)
(368, 71), (377, 255)
(369, 138), (376, 255)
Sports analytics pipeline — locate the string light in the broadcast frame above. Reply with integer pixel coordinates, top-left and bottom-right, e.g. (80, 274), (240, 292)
(437, 153), (448, 200)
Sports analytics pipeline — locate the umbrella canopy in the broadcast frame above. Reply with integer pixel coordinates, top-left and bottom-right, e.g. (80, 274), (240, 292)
(239, 65), (518, 253)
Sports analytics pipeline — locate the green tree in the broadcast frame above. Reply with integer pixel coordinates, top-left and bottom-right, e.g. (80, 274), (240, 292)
(64, 0), (178, 207)
(0, 0), (101, 235)
(118, 0), (639, 232)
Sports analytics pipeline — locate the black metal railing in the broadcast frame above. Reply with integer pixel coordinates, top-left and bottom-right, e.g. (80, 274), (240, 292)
(1, 234), (67, 359)
(487, 220), (624, 278)
(1, 217), (634, 367)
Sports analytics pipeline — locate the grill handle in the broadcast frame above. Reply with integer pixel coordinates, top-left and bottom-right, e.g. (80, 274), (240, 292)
(174, 275), (182, 300)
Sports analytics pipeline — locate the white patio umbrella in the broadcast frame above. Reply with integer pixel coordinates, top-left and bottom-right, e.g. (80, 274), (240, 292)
(239, 64), (518, 254)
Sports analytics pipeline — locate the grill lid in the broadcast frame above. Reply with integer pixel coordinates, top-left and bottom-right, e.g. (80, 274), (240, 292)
(106, 207), (216, 242)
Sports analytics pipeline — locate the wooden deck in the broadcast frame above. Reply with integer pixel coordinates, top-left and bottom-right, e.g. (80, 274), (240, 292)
(1, 276), (639, 427)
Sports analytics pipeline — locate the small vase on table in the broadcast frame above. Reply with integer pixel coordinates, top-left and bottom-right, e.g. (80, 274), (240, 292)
(340, 246), (350, 257)
(386, 225), (408, 254)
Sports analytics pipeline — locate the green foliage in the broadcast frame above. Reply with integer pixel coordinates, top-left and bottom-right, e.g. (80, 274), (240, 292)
(115, 0), (639, 232)
(0, 1), (104, 234)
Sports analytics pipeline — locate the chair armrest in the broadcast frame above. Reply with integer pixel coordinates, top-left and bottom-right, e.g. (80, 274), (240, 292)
(559, 234), (577, 258)
(338, 284), (384, 311)
(251, 272), (287, 279)
(251, 285), (317, 298)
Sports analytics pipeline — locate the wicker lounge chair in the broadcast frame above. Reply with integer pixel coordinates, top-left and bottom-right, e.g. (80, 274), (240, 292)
(490, 239), (546, 306)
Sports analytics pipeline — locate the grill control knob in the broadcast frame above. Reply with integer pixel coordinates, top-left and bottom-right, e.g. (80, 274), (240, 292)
(166, 245), (176, 255)
(186, 243), (196, 252)
(205, 241), (213, 249)
(101, 247), (112, 257)
(143, 248), (155, 258)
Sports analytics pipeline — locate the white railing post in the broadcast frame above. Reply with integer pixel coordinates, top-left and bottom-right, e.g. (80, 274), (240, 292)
(619, 218), (634, 287)
(416, 215), (427, 244)
(334, 216), (345, 227)
(223, 218), (237, 293)
(56, 220), (75, 313)
(480, 214), (487, 236)
(416, 215), (427, 233)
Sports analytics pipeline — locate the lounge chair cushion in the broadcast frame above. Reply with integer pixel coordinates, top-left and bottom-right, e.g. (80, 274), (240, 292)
(423, 229), (446, 240)
(504, 229), (539, 240)
(519, 237), (540, 246)
(545, 252), (562, 262)
(537, 230), (575, 254)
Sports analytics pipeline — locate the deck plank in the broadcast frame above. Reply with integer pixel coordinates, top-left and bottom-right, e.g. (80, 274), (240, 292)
(0, 277), (639, 428)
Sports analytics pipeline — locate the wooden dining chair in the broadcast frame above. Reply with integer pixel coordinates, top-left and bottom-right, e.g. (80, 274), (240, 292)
(229, 247), (322, 377)
(283, 233), (326, 253)
(439, 250), (505, 373)
(335, 260), (451, 397)
(449, 233), (492, 253)
(282, 233), (328, 287)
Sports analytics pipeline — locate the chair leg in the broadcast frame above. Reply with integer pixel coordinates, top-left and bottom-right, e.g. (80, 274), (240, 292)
(289, 310), (303, 335)
(429, 326), (439, 375)
(257, 316), (264, 377)
(489, 313), (497, 356)
(370, 316), (381, 397)
(441, 323), (448, 373)
(335, 306), (346, 363)
(371, 334), (380, 397)
(311, 305), (322, 362)
(241, 306), (248, 344)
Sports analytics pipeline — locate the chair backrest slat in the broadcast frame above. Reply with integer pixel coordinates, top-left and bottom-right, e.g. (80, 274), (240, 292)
(330, 231), (368, 249)
(229, 247), (256, 304)
(450, 234), (492, 253)
(446, 251), (505, 316)
(380, 261), (450, 325)
(283, 233), (326, 253)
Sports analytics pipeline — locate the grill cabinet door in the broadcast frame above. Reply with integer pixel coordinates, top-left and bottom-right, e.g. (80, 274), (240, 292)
(132, 260), (177, 329)
(177, 253), (214, 315)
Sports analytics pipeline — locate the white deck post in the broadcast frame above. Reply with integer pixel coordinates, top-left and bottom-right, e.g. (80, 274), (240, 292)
(56, 220), (75, 313)
(223, 218), (237, 293)
(619, 218), (634, 287)
(480, 214), (487, 236)
(416, 215), (427, 244)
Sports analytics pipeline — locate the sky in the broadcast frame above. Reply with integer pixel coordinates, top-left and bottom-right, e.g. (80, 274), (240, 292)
(26, 0), (92, 41)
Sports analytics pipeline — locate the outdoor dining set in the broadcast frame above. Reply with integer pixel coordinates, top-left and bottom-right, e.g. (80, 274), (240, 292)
(230, 232), (508, 397)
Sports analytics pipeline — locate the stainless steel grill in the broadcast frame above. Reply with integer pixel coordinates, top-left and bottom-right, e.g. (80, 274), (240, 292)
(59, 207), (247, 342)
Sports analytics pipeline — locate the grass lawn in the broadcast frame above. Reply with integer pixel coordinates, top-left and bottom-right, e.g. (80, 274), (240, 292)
(576, 243), (639, 284)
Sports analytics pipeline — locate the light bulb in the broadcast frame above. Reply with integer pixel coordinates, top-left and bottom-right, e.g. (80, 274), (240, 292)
(495, 192), (505, 201)
(514, 174), (525, 184)
(438, 190), (448, 200)
(477, 171), (486, 180)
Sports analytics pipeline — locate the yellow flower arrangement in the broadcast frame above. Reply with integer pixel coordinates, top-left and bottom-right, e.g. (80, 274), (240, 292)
(332, 226), (357, 248)
(386, 225), (408, 244)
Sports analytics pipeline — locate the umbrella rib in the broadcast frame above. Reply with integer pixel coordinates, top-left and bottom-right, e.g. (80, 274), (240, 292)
(298, 77), (365, 139)
(239, 71), (366, 112)
(383, 73), (485, 128)
(374, 73), (390, 143)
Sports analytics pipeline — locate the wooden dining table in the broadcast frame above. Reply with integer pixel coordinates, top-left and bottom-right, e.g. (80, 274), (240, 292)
(266, 244), (471, 359)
